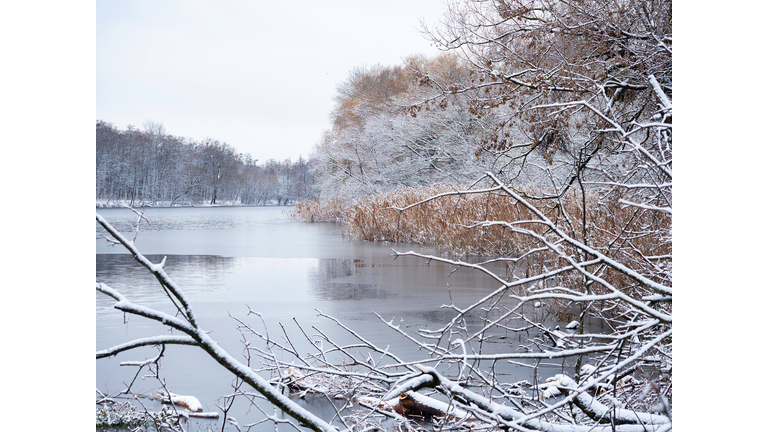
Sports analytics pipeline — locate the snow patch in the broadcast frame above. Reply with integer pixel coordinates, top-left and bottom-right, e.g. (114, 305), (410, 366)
(165, 393), (203, 412)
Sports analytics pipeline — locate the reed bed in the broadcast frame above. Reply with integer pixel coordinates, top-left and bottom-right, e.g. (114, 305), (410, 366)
(344, 184), (543, 257)
(289, 196), (348, 224)
(292, 183), (671, 299)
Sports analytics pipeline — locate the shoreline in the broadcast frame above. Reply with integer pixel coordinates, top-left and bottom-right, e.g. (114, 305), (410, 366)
(96, 201), (295, 209)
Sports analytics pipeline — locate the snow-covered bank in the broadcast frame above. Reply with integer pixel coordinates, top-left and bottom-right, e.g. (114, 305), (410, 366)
(96, 199), (294, 209)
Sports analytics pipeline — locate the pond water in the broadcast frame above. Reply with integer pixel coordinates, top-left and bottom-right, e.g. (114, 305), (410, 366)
(96, 206), (595, 431)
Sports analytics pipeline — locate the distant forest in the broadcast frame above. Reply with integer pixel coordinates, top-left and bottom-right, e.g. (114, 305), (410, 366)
(96, 120), (316, 206)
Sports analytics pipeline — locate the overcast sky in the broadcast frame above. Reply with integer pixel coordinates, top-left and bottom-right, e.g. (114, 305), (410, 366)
(97, 0), (446, 162)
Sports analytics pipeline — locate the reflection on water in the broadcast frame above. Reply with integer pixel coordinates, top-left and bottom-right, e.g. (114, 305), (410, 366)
(96, 255), (236, 312)
(309, 258), (390, 301)
(96, 206), (290, 235)
(96, 206), (596, 431)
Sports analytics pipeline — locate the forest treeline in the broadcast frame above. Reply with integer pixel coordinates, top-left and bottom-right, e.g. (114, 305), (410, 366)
(96, 120), (315, 206)
(96, 54), (501, 208)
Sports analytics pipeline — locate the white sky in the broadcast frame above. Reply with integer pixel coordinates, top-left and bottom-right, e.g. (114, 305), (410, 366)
(97, 0), (447, 162)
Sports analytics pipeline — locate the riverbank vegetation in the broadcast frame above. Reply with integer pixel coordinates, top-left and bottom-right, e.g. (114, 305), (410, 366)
(98, 0), (672, 430)
(293, 181), (670, 304)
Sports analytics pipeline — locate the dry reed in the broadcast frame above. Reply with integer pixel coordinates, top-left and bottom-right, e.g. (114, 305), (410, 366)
(289, 197), (348, 224)
(292, 183), (671, 300)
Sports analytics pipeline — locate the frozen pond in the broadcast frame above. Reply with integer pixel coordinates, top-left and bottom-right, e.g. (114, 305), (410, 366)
(96, 206), (595, 431)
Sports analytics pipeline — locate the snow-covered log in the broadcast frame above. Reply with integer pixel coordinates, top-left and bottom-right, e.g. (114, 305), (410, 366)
(554, 374), (670, 426)
(392, 366), (670, 431)
(162, 392), (203, 412)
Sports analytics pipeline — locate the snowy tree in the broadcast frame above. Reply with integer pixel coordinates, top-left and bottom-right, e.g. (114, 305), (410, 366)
(96, 122), (317, 206)
(313, 57), (493, 200)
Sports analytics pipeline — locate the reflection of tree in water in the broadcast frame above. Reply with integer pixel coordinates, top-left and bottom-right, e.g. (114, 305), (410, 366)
(94, 210), (245, 237)
(308, 258), (389, 301)
(95, 218), (210, 236)
(96, 254), (237, 313)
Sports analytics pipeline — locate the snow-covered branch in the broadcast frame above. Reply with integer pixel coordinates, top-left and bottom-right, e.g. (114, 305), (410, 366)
(96, 213), (341, 432)
(96, 335), (199, 359)
(97, 213), (200, 327)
